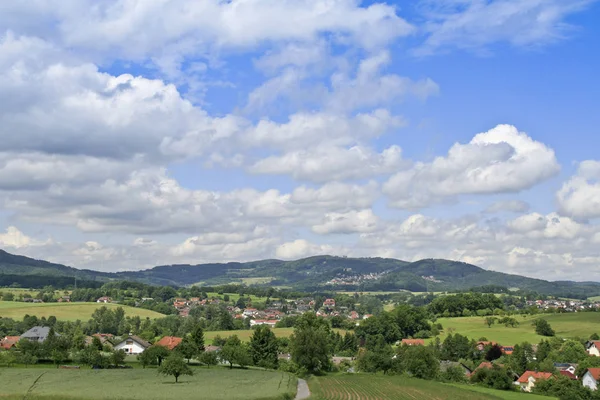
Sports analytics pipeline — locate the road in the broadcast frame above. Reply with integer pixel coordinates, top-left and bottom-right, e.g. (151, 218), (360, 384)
(295, 378), (310, 400)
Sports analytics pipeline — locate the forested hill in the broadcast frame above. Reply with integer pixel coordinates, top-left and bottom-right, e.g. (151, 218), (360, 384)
(1, 249), (600, 298)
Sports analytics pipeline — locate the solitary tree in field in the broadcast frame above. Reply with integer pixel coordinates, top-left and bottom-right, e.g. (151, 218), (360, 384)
(533, 319), (555, 337)
(484, 317), (497, 328)
(158, 353), (193, 383)
(199, 351), (218, 368)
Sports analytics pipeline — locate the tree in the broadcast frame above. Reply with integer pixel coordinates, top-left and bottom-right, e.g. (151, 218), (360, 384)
(290, 313), (332, 374)
(484, 317), (497, 328)
(110, 349), (126, 367)
(220, 336), (251, 369)
(249, 325), (279, 369)
(0, 351), (16, 367)
(158, 353), (193, 383)
(400, 345), (440, 380)
(137, 345), (169, 368)
(177, 335), (198, 363)
(485, 344), (504, 362)
(191, 325), (205, 352)
(357, 335), (394, 374)
(199, 351), (219, 368)
(533, 319), (555, 337)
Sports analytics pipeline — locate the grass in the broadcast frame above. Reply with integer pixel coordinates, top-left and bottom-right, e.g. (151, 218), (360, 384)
(588, 296), (600, 302)
(0, 287), (71, 297)
(435, 313), (600, 345)
(0, 367), (297, 400)
(0, 301), (165, 321)
(204, 328), (347, 344)
(240, 277), (275, 285)
(450, 384), (555, 400)
(308, 374), (515, 400)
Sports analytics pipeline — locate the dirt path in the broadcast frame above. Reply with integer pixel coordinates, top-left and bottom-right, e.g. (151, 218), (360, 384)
(295, 378), (311, 400)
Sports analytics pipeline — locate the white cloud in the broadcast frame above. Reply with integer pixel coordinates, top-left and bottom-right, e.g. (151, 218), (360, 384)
(312, 209), (380, 234)
(0, 226), (34, 248)
(557, 160), (600, 220)
(383, 124), (560, 208)
(416, 0), (596, 55)
(275, 239), (340, 260)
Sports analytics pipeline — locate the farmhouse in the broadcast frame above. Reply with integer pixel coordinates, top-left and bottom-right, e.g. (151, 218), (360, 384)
(250, 320), (277, 328)
(587, 340), (600, 356)
(155, 336), (183, 351)
(20, 326), (55, 343)
(583, 368), (600, 390)
(0, 336), (20, 350)
(96, 296), (112, 303)
(401, 339), (425, 346)
(517, 371), (553, 392)
(114, 335), (151, 355)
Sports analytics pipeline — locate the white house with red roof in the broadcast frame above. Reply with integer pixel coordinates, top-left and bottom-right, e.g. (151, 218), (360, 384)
(517, 371), (553, 392)
(583, 368), (600, 390)
(587, 341), (600, 356)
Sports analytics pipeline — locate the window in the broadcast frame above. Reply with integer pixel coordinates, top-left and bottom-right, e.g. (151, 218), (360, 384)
(126, 340), (133, 345)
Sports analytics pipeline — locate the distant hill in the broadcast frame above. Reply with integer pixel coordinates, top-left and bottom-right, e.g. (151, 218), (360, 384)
(1, 249), (600, 298)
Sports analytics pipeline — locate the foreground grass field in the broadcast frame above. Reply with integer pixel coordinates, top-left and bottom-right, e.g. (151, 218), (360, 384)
(0, 301), (165, 321)
(436, 312), (600, 344)
(0, 367), (296, 400)
(308, 374), (545, 400)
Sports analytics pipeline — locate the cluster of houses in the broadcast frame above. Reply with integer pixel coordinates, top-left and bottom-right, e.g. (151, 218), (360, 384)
(324, 271), (389, 286)
(526, 299), (600, 312)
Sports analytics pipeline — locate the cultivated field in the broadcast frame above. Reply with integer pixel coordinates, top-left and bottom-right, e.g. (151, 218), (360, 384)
(307, 374), (539, 400)
(0, 367), (296, 400)
(436, 313), (600, 344)
(204, 328), (347, 344)
(0, 301), (165, 321)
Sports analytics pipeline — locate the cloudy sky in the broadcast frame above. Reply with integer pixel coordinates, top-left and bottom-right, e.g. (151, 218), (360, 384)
(1, 0), (599, 281)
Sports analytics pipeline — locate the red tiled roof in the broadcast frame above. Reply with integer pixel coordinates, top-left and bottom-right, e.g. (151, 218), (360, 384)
(517, 371), (553, 384)
(156, 336), (183, 350)
(0, 336), (20, 349)
(472, 362), (494, 373)
(560, 370), (577, 380)
(586, 368), (600, 380)
(590, 341), (600, 348)
(402, 339), (425, 346)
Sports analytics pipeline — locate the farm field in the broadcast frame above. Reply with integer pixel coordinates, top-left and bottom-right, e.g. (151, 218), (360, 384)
(0, 301), (165, 321)
(307, 374), (534, 400)
(436, 313), (600, 345)
(204, 328), (347, 344)
(0, 367), (296, 400)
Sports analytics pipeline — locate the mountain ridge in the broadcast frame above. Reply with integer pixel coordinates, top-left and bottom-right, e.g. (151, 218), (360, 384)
(1, 249), (599, 298)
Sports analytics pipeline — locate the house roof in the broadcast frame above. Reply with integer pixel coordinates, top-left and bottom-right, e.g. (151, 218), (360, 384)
(472, 362), (494, 374)
(118, 335), (151, 349)
(0, 336), (20, 349)
(586, 368), (600, 381)
(559, 370), (577, 380)
(20, 326), (52, 342)
(402, 339), (425, 346)
(204, 345), (221, 353)
(502, 346), (514, 355)
(588, 341), (600, 349)
(156, 336), (183, 350)
(517, 371), (553, 384)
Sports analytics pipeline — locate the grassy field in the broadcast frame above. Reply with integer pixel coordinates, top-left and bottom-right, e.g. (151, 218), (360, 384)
(0, 367), (296, 400)
(204, 328), (347, 344)
(0, 287), (71, 297)
(0, 301), (165, 321)
(436, 313), (600, 345)
(307, 374), (544, 400)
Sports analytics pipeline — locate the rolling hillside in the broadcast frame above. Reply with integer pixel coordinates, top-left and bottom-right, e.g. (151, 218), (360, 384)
(2, 249), (600, 298)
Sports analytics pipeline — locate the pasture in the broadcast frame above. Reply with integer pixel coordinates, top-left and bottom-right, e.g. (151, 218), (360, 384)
(0, 367), (296, 400)
(204, 328), (347, 344)
(307, 374), (541, 400)
(0, 301), (165, 321)
(436, 312), (600, 344)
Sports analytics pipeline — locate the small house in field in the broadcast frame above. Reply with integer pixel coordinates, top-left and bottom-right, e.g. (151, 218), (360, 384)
(155, 336), (183, 351)
(401, 339), (425, 346)
(114, 335), (151, 355)
(20, 327), (55, 343)
(517, 371), (553, 392)
(0, 336), (20, 350)
(583, 368), (600, 390)
(96, 296), (112, 303)
(587, 341), (600, 356)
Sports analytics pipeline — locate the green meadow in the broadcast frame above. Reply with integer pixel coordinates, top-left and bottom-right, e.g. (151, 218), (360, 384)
(436, 312), (600, 344)
(0, 368), (296, 400)
(204, 327), (347, 344)
(0, 301), (165, 321)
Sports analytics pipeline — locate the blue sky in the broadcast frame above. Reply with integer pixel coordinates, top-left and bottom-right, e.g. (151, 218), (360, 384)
(0, 0), (599, 281)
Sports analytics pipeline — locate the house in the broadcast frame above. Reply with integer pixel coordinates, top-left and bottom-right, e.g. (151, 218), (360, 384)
(0, 336), (20, 350)
(440, 361), (472, 376)
(20, 326), (55, 343)
(114, 335), (151, 355)
(560, 370), (577, 380)
(155, 336), (183, 351)
(587, 341), (600, 356)
(250, 320), (277, 328)
(583, 368), (600, 390)
(323, 299), (336, 308)
(502, 346), (514, 355)
(349, 311), (360, 320)
(517, 371), (553, 392)
(476, 341), (497, 351)
(362, 314), (373, 320)
(243, 308), (257, 317)
(554, 363), (577, 375)
(278, 353), (291, 361)
(57, 296), (71, 303)
(470, 361), (494, 376)
(204, 345), (221, 353)
(402, 339), (425, 346)
(96, 296), (112, 303)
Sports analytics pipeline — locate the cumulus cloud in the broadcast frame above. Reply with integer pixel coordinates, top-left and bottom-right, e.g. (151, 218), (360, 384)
(484, 200), (530, 214)
(416, 0), (596, 55)
(275, 239), (340, 260)
(312, 209), (380, 234)
(0, 226), (35, 248)
(383, 124), (560, 208)
(557, 160), (600, 220)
